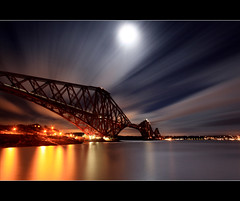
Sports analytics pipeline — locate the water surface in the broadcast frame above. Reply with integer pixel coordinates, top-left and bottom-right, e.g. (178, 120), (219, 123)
(1, 141), (240, 180)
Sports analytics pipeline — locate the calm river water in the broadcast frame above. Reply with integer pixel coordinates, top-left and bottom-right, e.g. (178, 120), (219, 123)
(1, 140), (240, 180)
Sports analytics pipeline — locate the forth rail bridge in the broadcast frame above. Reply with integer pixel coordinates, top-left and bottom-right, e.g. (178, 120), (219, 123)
(0, 71), (160, 140)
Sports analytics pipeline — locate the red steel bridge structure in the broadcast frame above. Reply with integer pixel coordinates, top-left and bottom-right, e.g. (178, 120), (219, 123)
(0, 71), (160, 139)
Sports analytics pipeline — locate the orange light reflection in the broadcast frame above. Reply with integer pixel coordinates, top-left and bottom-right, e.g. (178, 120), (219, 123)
(28, 145), (76, 180)
(0, 148), (19, 180)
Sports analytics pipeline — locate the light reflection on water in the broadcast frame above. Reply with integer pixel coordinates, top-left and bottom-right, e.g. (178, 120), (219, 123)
(1, 141), (240, 180)
(0, 148), (19, 180)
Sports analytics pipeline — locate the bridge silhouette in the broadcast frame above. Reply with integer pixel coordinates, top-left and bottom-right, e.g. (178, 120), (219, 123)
(0, 71), (160, 139)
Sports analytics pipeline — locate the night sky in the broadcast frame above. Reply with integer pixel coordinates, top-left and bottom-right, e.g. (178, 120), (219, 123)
(1, 20), (240, 136)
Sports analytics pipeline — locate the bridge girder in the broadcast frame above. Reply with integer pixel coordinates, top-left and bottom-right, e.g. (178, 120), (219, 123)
(0, 71), (131, 137)
(0, 71), (160, 139)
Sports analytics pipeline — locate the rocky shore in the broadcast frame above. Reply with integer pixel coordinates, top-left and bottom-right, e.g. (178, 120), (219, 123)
(0, 134), (84, 148)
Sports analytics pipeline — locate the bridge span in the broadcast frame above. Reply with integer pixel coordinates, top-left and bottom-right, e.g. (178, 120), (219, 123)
(0, 71), (160, 139)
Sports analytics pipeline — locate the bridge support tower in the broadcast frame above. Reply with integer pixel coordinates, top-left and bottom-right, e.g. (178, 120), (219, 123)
(128, 119), (161, 140)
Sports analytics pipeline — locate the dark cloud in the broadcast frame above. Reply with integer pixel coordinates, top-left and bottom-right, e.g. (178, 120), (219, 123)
(203, 117), (240, 127)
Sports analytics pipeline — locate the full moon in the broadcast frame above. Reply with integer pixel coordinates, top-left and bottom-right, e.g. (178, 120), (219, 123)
(117, 23), (140, 47)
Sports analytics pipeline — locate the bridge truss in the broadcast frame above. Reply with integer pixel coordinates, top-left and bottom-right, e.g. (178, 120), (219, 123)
(0, 71), (160, 139)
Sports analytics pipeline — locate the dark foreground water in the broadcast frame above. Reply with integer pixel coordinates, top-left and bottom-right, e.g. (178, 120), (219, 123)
(1, 140), (240, 180)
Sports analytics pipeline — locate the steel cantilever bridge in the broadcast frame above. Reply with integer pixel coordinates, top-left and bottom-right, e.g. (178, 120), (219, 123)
(0, 71), (160, 139)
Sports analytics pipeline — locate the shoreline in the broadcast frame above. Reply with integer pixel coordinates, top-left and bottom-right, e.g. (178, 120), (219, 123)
(0, 134), (84, 148)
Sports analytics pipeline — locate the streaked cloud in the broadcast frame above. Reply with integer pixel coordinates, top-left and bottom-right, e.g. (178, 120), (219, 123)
(1, 21), (240, 135)
(0, 96), (25, 115)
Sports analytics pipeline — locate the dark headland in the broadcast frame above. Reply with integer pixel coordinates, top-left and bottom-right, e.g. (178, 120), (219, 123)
(0, 134), (84, 148)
